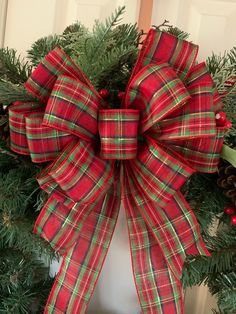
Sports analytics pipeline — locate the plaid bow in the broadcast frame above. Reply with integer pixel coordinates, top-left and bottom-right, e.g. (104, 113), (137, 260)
(9, 29), (225, 314)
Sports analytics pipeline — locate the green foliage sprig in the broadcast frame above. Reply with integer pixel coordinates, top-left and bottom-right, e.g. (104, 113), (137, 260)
(0, 48), (32, 84)
(0, 80), (36, 106)
(207, 51), (236, 97)
(27, 35), (63, 68)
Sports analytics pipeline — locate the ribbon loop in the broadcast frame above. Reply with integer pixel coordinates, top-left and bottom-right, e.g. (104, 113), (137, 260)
(9, 101), (75, 162)
(46, 140), (115, 204)
(98, 109), (140, 159)
(124, 63), (190, 133)
(129, 29), (198, 81)
(126, 139), (195, 208)
(9, 101), (43, 155)
(25, 47), (93, 103)
(43, 75), (100, 142)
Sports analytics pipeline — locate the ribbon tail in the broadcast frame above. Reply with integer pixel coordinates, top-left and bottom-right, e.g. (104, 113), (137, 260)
(43, 182), (121, 314)
(122, 163), (210, 313)
(173, 191), (210, 258)
(122, 166), (184, 314)
(34, 195), (103, 255)
(124, 195), (184, 314)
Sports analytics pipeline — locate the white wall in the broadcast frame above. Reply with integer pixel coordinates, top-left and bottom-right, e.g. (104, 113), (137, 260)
(4, 0), (57, 56)
(3, 0), (140, 56)
(88, 205), (141, 314)
(152, 0), (236, 61)
(0, 0), (8, 47)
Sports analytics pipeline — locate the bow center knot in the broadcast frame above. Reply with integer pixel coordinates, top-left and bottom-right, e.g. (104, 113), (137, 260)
(98, 109), (140, 160)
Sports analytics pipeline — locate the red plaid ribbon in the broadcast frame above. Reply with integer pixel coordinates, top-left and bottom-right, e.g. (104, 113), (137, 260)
(9, 29), (225, 314)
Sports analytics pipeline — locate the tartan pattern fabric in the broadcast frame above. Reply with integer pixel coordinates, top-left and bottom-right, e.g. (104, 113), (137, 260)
(8, 29), (225, 314)
(124, 63), (191, 133)
(47, 140), (114, 204)
(129, 29), (198, 82)
(44, 75), (100, 142)
(9, 101), (43, 155)
(24, 47), (97, 104)
(44, 183), (121, 314)
(9, 101), (76, 162)
(98, 109), (140, 159)
(126, 140), (195, 208)
(123, 182), (185, 314)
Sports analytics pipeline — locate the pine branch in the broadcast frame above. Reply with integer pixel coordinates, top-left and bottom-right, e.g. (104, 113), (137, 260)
(0, 214), (55, 262)
(79, 5), (126, 77)
(108, 23), (141, 47)
(0, 244), (54, 313)
(165, 26), (190, 40)
(222, 95), (236, 147)
(152, 22), (190, 40)
(228, 46), (236, 68)
(0, 48), (32, 84)
(73, 24), (140, 89)
(207, 52), (236, 97)
(0, 80), (36, 105)
(182, 173), (228, 235)
(91, 44), (137, 87)
(61, 23), (89, 62)
(0, 248), (48, 289)
(27, 34), (63, 67)
(59, 10), (140, 92)
(62, 23), (89, 56)
(91, 6), (126, 56)
(63, 22), (87, 35)
(182, 252), (235, 288)
(209, 272), (236, 313)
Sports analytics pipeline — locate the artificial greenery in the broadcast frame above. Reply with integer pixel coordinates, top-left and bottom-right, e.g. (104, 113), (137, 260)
(0, 48), (32, 84)
(0, 6), (236, 313)
(0, 143), (56, 313)
(27, 35), (63, 68)
(0, 80), (35, 106)
(62, 6), (141, 96)
(155, 20), (190, 40)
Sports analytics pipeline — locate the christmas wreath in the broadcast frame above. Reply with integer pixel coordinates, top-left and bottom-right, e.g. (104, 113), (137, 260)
(0, 7), (236, 314)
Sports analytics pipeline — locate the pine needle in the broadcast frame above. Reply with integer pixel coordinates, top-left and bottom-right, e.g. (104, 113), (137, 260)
(27, 35), (63, 67)
(0, 80), (36, 105)
(166, 26), (190, 40)
(0, 48), (32, 84)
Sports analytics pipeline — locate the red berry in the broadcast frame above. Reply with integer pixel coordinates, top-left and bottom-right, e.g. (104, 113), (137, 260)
(225, 80), (235, 86)
(99, 89), (109, 98)
(224, 206), (235, 215)
(215, 111), (227, 126)
(231, 215), (236, 225)
(225, 120), (232, 129)
(118, 91), (125, 99)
